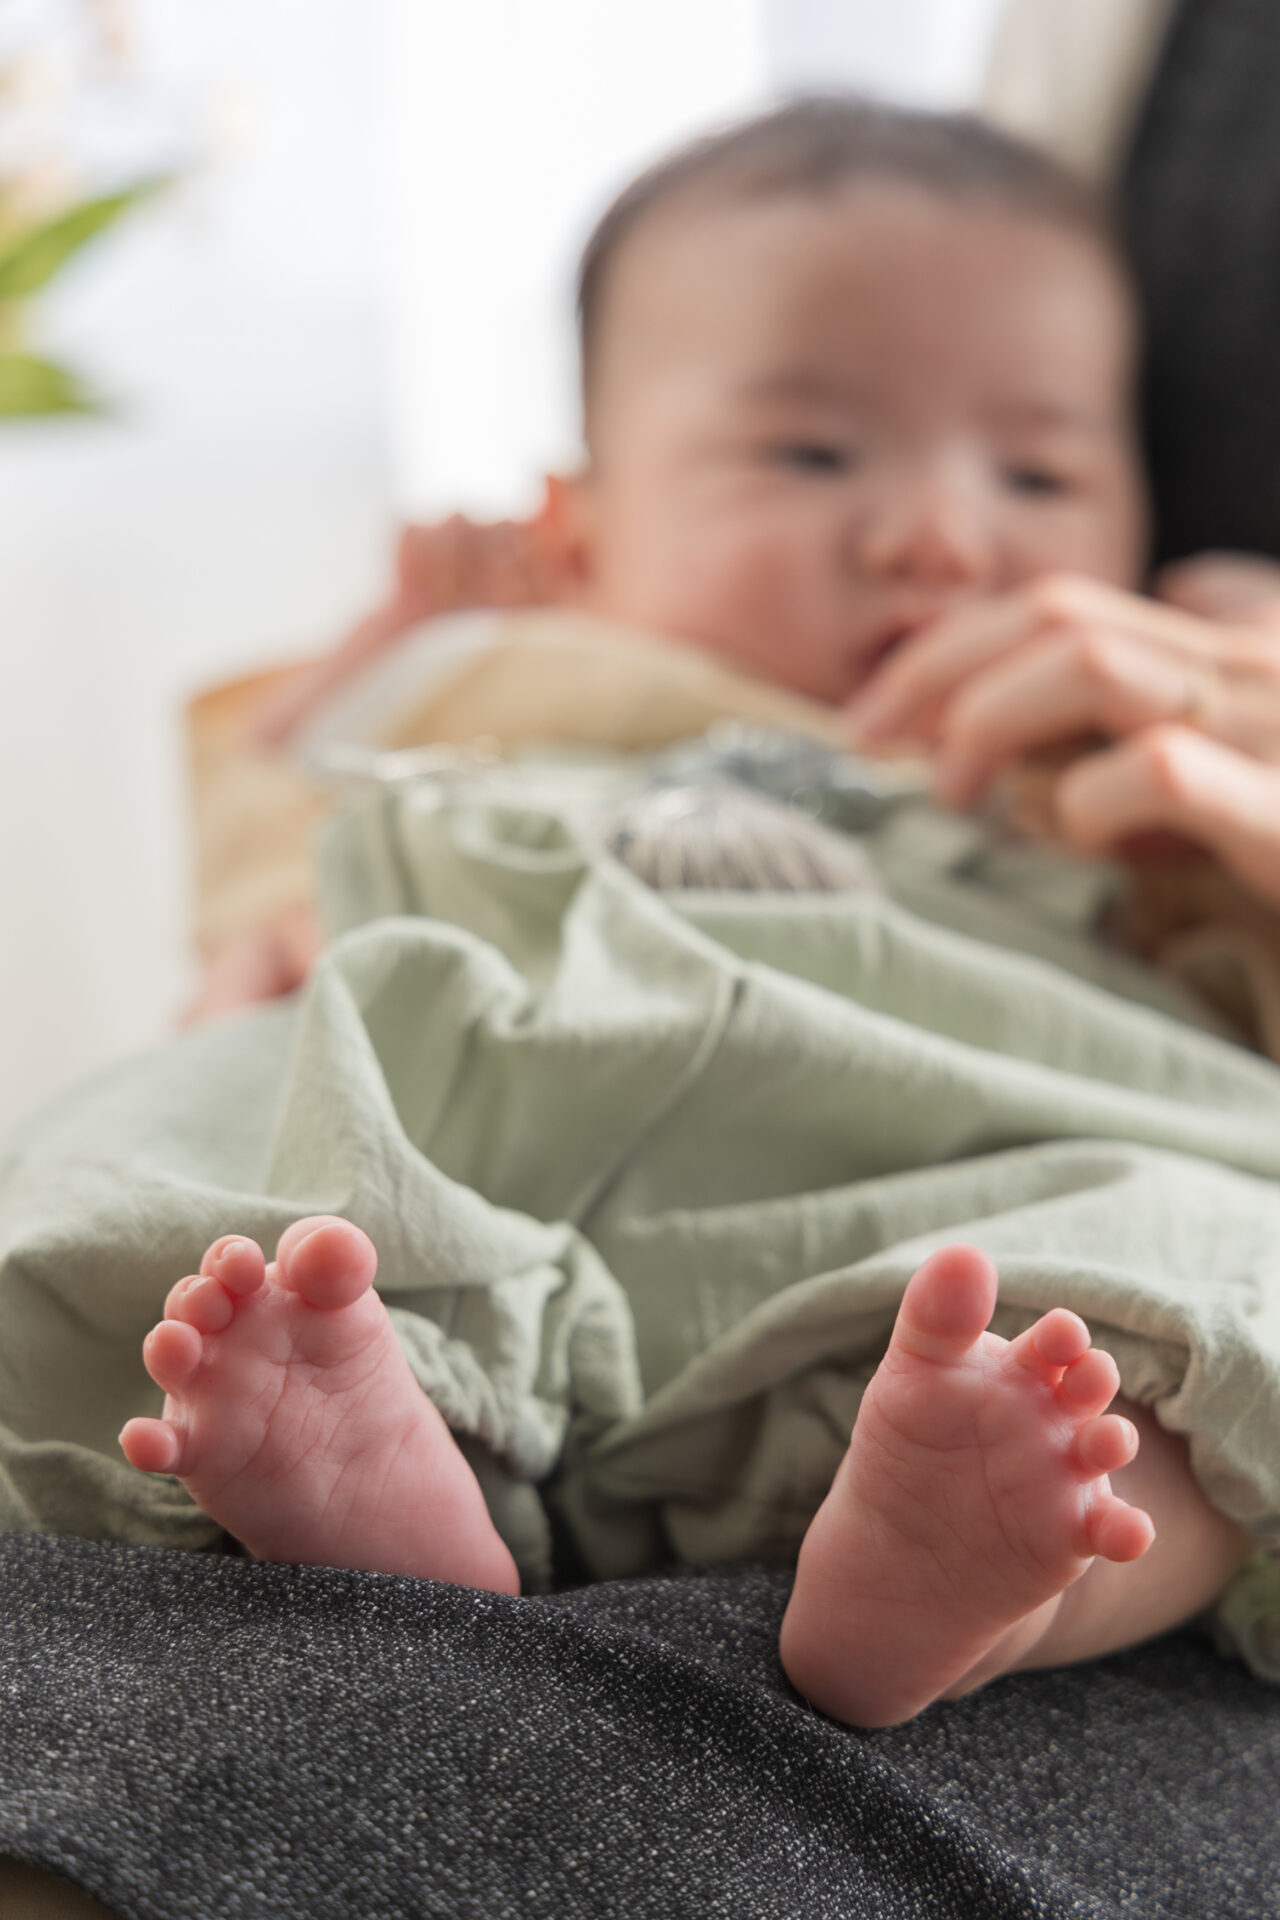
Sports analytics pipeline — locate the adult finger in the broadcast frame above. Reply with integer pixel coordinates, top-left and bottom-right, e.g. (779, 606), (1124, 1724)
(1055, 727), (1280, 909)
(846, 573), (1220, 748)
(845, 590), (1037, 745)
(932, 628), (1209, 807)
(1155, 551), (1280, 631)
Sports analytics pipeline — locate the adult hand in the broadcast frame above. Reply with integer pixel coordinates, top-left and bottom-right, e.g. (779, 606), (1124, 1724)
(845, 571), (1280, 909)
(1155, 550), (1280, 630)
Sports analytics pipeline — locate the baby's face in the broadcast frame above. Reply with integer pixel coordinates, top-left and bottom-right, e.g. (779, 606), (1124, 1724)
(567, 182), (1147, 705)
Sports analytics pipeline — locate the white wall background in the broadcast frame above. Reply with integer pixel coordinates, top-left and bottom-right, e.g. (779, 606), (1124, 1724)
(0, 0), (1005, 1136)
(386, 0), (1007, 515)
(0, 0), (392, 1132)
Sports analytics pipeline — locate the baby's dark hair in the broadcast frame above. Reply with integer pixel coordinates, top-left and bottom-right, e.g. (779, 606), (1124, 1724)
(577, 95), (1120, 424)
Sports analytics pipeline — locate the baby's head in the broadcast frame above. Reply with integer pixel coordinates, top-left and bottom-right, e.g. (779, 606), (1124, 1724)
(555, 97), (1147, 705)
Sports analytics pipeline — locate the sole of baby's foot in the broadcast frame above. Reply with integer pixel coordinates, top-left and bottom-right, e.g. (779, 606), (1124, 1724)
(779, 1243), (1152, 1728)
(120, 1218), (519, 1592)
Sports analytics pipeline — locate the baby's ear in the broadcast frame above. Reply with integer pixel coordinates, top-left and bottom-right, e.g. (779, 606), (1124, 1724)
(539, 470), (598, 596)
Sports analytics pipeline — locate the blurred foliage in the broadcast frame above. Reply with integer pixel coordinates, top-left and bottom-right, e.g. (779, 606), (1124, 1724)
(0, 179), (166, 299)
(0, 351), (94, 415)
(0, 178), (168, 416)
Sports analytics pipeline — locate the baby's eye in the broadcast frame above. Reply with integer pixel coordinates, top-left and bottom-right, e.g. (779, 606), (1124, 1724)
(1002, 464), (1071, 497)
(767, 441), (854, 476)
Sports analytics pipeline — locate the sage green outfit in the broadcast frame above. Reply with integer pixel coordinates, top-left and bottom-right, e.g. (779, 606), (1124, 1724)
(2, 767), (1279, 1676)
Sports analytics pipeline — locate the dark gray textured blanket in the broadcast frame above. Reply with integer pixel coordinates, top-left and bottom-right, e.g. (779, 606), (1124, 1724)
(1, 1533), (1278, 1919)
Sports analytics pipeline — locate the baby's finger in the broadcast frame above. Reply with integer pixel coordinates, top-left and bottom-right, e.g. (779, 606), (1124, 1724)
(933, 629), (1213, 807)
(481, 519), (552, 608)
(438, 514), (476, 607)
(396, 519), (452, 601)
(1055, 728), (1280, 909)
(480, 522), (524, 606)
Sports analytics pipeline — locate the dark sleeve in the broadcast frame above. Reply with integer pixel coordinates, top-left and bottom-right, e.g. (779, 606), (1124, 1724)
(1120, 0), (1280, 566)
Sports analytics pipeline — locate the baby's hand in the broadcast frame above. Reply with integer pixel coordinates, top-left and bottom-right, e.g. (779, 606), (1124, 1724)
(394, 511), (564, 617)
(253, 509), (566, 748)
(181, 903), (324, 1027)
(1154, 551), (1280, 631)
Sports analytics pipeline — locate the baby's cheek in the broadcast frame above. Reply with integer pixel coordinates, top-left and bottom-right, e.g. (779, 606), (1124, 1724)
(684, 522), (813, 627)
(594, 504), (849, 701)
(678, 546), (812, 679)
(706, 538), (854, 700)
(1008, 490), (1144, 595)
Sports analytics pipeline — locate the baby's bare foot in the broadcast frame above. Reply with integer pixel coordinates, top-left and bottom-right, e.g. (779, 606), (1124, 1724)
(120, 1218), (518, 1591)
(779, 1244), (1152, 1727)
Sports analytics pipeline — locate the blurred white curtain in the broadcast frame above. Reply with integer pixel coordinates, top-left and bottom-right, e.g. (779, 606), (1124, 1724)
(381, 0), (770, 517)
(766, 0), (1008, 104)
(981, 0), (1174, 182)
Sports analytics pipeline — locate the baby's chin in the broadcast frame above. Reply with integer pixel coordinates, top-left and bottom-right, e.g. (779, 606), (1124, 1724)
(768, 617), (939, 709)
(599, 603), (913, 711)
(672, 628), (867, 709)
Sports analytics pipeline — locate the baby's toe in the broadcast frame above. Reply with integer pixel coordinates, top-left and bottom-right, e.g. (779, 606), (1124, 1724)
(165, 1273), (234, 1335)
(119, 1415), (183, 1475)
(893, 1244), (997, 1364)
(164, 1274), (198, 1318)
(201, 1235), (266, 1297)
(1073, 1411), (1139, 1477)
(143, 1318), (202, 1394)
(1011, 1307), (1091, 1376)
(1083, 1493), (1155, 1563)
(276, 1216), (378, 1311)
(1057, 1345), (1120, 1419)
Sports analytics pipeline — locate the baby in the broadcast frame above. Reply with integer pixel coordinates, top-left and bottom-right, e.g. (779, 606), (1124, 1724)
(122, 99), (1253, 1728)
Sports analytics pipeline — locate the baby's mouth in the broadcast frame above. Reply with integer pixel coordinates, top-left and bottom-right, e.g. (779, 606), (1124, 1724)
(865, 624), (914, 669)
(852, 613), (936, 686)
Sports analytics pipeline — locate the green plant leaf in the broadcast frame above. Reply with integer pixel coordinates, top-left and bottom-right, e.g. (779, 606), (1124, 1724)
(0, 178), (170, 299)
(0, 352), (97, 416)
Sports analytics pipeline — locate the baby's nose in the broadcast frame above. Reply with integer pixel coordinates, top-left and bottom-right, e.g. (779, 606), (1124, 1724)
(851, 470), (994, 588)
